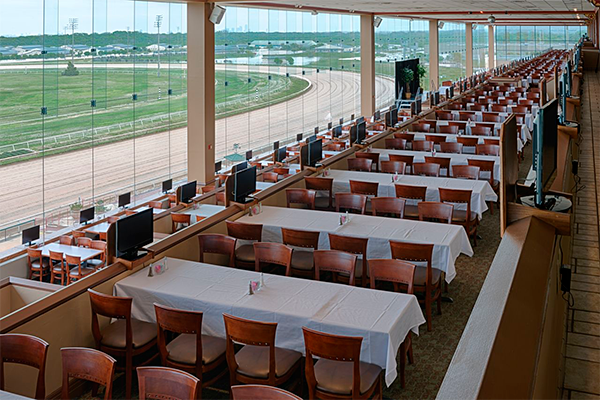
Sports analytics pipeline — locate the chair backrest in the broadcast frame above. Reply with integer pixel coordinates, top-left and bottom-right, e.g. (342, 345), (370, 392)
(305, 177), (333, 209)
(411, 123), (430, 132)
(88, 289), (132, 348)
(273, 167), (290, 175)
(90, 240), (107, 253)
(149, 200), (165, 209)
(471, 126), (491, 136)
(499, 98), (514, 106)
(467, 159), (495, 183)
(137, 367), (200, 400)
(107, 216), (120, 224)
(328, 233), (368, 282)
(440, 142), (463, 154)
(437, 111), (453, 121)
(66, 255), (83, 274)
(313, 250), (357, 286)
(355, 152), (380, 169)
(26, 248), (42, 266)
(390, 241), (435, 287)
(253, 242), (293, 276)
(281, 228), (320, 250)
(347, 158), (372, 172)
(335, 193), (367, 214)
(447, 103), (462, 110)
(198, 233), (236, 267)
(456, 137), (479, 147)
(394, 184), (427, 201)
(349, 180), (379, 197)
(424, 156), (451, 172)
(0, 334), (49, 400)
(77, 237), (92, 248)
(413, 162), (440, 177)
(491, 105), (507, 113)
(483, 114), (502, 123)
(425, 136), (447, 146)
(286, 189), (316, 210)
(418, 201), (453, 224)
(384, 138), (406, 150)
(371, 197), (405, 218)
(263, 172), (279, 183)
(476, 144), (500, 156)
(439, 187), (472, 215)
(458, 111), (472, 121)
(369, 259), (416, 294)
(380, 161), (406, 174)
(438, 125), (458, 134)
(226, 221), (262, 241)
(59, 235), (74, 245)
(49, 250), (64, 264)
(172, 213), (191, 232)
(72, 231), (85, 239)
(412, 140), (434, 152)
(61, 347), (116, 400)
(232, 385), (302, 400)
(393, 133), (415, 142)
(452, 165), (480, 180)
(302, 327), (363, 397)
(389, 155), (414, 171)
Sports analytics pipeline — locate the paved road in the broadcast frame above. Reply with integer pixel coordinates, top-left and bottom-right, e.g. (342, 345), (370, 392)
(0, 63), (394, 230)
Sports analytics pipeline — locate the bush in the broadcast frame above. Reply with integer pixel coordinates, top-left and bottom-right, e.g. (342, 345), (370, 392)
(62, 61), (79, 76)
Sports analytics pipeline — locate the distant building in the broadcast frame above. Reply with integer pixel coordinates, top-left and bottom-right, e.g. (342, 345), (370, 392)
(250, 40), (316, 48)
(314, 44), (354, 52)
(146, 44), (167, 51)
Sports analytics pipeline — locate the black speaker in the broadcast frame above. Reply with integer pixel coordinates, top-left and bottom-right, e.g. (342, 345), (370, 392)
(572, 160), (579, 175)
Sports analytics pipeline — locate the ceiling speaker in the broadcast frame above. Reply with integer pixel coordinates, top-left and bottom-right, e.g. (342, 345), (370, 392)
(438, 21), (444, 29)
(209, 5), (226, 25)
(374, 17), (383, 28)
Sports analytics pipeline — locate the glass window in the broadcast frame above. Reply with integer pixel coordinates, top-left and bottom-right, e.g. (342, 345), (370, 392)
(439, 22), (466, 83)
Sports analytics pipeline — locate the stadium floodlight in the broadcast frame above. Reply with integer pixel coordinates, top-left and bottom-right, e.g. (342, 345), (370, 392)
(154, 15), (163, 77)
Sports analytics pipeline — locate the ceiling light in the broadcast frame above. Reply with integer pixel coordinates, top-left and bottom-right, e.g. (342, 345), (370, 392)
(311, 10), (318, 15)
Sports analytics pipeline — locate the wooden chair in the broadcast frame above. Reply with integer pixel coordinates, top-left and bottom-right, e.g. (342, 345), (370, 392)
(490, 105), (507, 113)
(254, 242), (293, 276)
(0, 334), (48, 400)
(88, 289), (158, 399)
(458, 111), (474, 121)
(439, 188), (478, 245)
(172, 213), (191, 233)
(476, 144), (500, 156)
(87, 240), (107, 270)
(452, 165), (480, 180)
(389, 154), (414, 174)
(149, 200), (165, 209)
(457, 137), (479, 151)
(380, 161), (406, 174)
(302, 327), (382, 400)
(273, 167), (290, 176)
(393, 133), (414, 149)
(335, 193), (367, 215)
(282, 228), (320, 279)
(470, 104), (486, 111)
(390, 241), (441, 331)
(413, 162), (440, 177)
(263, 172), (279, 183)
(328, 233), (369, 287)
(440, 142), (462, 154)
(305, 177), (334, 211)
(67, 255), (95, 284)
(137, 367), (200, 400)
(394, 184), (427, 219)
(468, 159), (499, 214)
(232, 385), (302, 400)
(349, 180), (379, 197)
(286, 189), (316, 210)
(483, 114), (502, 123)
(438, 125), (458, 134)
(198, 233), (236, 267)
(59, 235), (74, 245)
(412, 140), (433, 152)
(226, 221), (263, 270)
(512, 105), (528, 114)
(355, 152), (380, 172)
(50, 251), (67, 285)
(471, 126), (491, 136)
(154, 304), (227, 390)
(107, 216), (120, 224)
(436, 111), (453, 121)
(27, 248), (49, 282)
(61, 347), (116, 400)
(424, 157), (450, 177)
(371, 197), (405, 219)
(384, 138), (406, 150)
(411, 123), (430, 132)
(418, 202), (453, 224)
(499, 98), (514, 106)
(314, 250), (358, 286)
(77, 237), (92, 248)
(347, 158), (372, 172)
(223, 314), (302, 394)
(327, 143), (344, 152)
(368, 259), (416, 388)
(72, 231), (86, 244)
(447, 103), (462, 110)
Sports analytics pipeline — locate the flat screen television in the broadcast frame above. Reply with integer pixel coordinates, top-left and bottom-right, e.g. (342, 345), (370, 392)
(391, 108), (398, 126)
(339, 117), (344, 125)
(327, 121), (333, 130)
(314, 126), (319, 135)
(215, 161), (222, 173)
(162, 179), (172, 193)
(448, 86), (454, 98)
(232, 161), (248, 173)
(374, 110), (381, 121)
(273, 141), (279, 151)
(357, 121), (366, 143)
(115, 208), (154, 260)
(296, 133), (303, 142)
(350, 125), (358, 145)
(118, 192), (131, 208)
(275, 146), (287, 162)
(307, 139), (323, 167)
(332, 125), (342, 138)
(80, 207), (94, 225)
(351, 114), (355, 121)
(180, 181), (197, 204)
(356, 116), (365, 124)
(22, 225), (40, 245)
(533, 99), (558, 208)
(233, 165), (257, 203)
(416, 98), (422, 114)
(245, 150), (253, 160)
(306, 134), (318, 144)
(434, 91), (440, 106)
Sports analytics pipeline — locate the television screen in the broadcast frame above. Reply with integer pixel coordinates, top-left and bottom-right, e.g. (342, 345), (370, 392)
(332, 125), (342, 138)
(234, 165), (257, 203)
(162, 179), (172, 193)
(357, 122), (367, 143)
(351, 114), (355, 121)
(416, 98), (422, 114)
(80, 207), (94, 225)
(533, 99), (558, 207)
(215, 161), (222, 173)
(275, 146), (287, 162)
(339, 117), (344, 125)
(306, 135), (317, 143)
(314, 126), (319, 135)
(273, 141), (279, 151)
(116, 208), (154, 259)
(391, 108), (398, 126)
(350, 125), (358, 145)
(245, 150), (253, 160)
(327, 121), (333, 130)
(118, 192), (131, 208)
(296, 133), (303, 142)
(22, 225), (40, 245)
(434, 91), (440, 106)
(307, 139), (323, 167)
(232, 161), (248, 173)
(449, 86), (454, 98)
(374, 110), (381, 121)
(180, 181), (197, 204)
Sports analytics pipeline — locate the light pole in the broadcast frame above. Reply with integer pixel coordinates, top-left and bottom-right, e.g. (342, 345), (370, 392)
(154, 15), (163, 77)
(68, 18), (78, 62)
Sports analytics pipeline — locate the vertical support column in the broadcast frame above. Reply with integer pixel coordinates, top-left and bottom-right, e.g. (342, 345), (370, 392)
(187, 2), (215, 185)
(466, 22), (473, 77)
(360, 14), (375, 117)
(429, 20), (439, 90)
(488, 25), (496, 69)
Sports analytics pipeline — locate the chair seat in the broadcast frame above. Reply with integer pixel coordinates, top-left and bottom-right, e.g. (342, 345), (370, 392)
(87, 259), (104, 268)
(414, 266), (442, 286)
(100, 319), (157, 349)
(69, 266), (95, 278)
(30, 259), (50, 270)
(314, 359), (381, 395)
(290, 250), (314, 271)
(235, 345), (301, 379)
(235, 245), (255, 263)
(166, 333), (226, 365)
(452, 210), (478, 223)
(52, 265), (65, 273)
(403, 204), (420, 219)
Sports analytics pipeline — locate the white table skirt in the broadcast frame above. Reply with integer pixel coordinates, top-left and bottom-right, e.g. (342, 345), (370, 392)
(183, 204), (226, 223)
(371, 149), (501, 181)
(327, 169), (497, 219)
(238, 206), (474, 283)
(114, 258), (426, 387)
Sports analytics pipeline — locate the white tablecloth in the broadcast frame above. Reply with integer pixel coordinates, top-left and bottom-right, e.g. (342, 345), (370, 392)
(238, 206), (473, 283)
(327, 169), (497, 219)
(370, 149), (501, 181)
(183, 204), (226, 223)
(408, 132), (503, 153)
(114, 258), (426, 387)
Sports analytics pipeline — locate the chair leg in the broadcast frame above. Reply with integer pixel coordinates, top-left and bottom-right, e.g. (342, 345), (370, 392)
(425, 297), (432, 332)
(399, 342), (406, 388)
(489, 200), (494, 215)
(125, 354), (132, 400)
(407, 342), (414, 365)
(437, 293), (443, 315)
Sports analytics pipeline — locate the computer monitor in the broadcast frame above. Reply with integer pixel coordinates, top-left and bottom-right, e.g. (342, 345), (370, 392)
(449, 86), (454, 98)
(391, 108), (398, 126)
(306, 135), (317, 144)
(314, 126), (319, 135)
(416, 98), (422, 114)
(332, 125), (342, 138)
(307, 139), (323, 167)
(356, 116), (365, 124)
(180, 181), (197, 204)
(533, 99), (558, 208)
(233, 165), (257, 203)
(374, 110), (381, 121)
(327, 121), (333, 130)
(385, 111), (392, 128)
(215, 161), (222, 173)
(357, 121), (366, 143)
(118, 192), (131, 208)
(273, 141), (279, 151)
(245, 150), (253, 160)
(79, 206), (94, 225)
(351, 114), (355, 121)
(296, 133), (303, 142)
(339, 117), (344, 125)
(275, 146), (287, 163)
(22, 225), (40, 245)
(162, 179), (172, 193)
(115, 208), (154, 260)
(232, 161), (248, 173)
(350, 125), (358, 145)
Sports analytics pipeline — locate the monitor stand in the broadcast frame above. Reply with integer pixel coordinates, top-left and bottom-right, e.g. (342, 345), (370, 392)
(234, 196), (255, 204)
(521, 195), (572, 213)
(120, 249), (149, 262)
